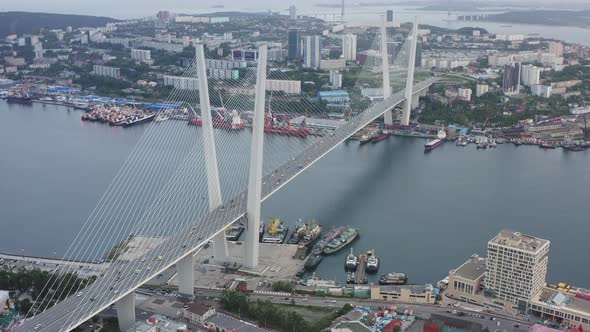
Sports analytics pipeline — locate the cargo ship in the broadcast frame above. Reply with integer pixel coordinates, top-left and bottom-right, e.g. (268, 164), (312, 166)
(304, 254), (323, 271)
(365, 249), (380, 273)
(311, 226), (346, 255)
(261, 217), (289, 244)
(265, 100), (310, 136)
(122, 113), (156, 127)
(379, 272), (408, 285)
(371, 133), (388, 143)
(323, 227), (359, 255)
(344, 248), (358, 271)
(6, 95), (33, 104)
(424, 129), (446, 151)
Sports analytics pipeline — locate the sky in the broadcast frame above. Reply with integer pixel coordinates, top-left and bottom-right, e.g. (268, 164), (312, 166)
(0, 0), (588, 19)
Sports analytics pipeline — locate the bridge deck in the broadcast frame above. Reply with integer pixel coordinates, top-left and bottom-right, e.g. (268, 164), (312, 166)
(18, 78), (438, 332)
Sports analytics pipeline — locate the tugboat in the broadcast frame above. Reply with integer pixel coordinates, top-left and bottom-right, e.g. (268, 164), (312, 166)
(379, 272), (408, 285)
(304, 254), (323, 271)
(344, 248), (358, 271)
(323, 227), (359, 255)
(365, 249), (380, 273)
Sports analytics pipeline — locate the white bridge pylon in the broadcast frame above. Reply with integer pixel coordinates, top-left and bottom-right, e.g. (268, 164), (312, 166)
(401, 16), (419, 127)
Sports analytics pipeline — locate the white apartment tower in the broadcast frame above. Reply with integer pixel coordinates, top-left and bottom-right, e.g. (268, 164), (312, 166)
(342, 34), (357, 61)
(303, 36), (322, 68)
(486, 230), (550, 307)
(521, 64), (541, 87)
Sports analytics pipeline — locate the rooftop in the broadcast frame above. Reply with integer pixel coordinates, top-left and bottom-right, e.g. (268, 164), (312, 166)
(332, 321), (373, 332)
(489, 229), (550, 253)
(532, 286), (590, 317)
(453, 255), (486, 281)
(376, 284), (434, 294)
(318, 90), (350, 98)
(185, 303), (213, 316)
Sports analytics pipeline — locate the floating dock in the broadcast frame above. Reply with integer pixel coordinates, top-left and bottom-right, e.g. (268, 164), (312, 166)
(355, 254), (368, 284)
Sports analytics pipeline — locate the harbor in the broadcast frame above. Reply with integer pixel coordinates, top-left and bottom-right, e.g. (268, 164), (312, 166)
(2, 100), (590, 287)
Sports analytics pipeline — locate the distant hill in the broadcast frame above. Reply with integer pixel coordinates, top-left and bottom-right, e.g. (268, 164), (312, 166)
(0, 11), (119, 37)
(485, 10), (590, 27)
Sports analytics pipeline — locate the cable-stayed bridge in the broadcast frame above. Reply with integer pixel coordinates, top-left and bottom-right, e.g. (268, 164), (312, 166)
(16, 17), (437, 332)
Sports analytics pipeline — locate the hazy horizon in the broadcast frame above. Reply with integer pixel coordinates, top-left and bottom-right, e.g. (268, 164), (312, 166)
(1, 0), (589, 19)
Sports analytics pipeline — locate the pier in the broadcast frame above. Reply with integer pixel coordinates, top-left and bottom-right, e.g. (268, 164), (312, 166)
(355, 254), (368, 284)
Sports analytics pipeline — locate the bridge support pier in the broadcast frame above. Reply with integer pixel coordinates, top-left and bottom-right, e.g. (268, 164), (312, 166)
(195, 43), (228, 264)
(411, 93), (420, 110)
(381, 15), (392, 126)
(401, 16), (419, 127)
(177, 254), (195, 296)
(244, 45), (267, 269)
(115, 292), (135, 332)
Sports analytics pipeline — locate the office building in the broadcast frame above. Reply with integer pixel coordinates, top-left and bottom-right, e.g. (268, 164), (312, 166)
(303, 36), (322, 68)
(386, 10), (394, 22)
(447, 255), (487, 305)
(342, 34), (357, 61)
(33, 42), (44, 59)
(288, 30), (300, 60)
(266, 79), (301, 94)
(92, 65), (120, 79)
(549, 41), (563, 57)
(521, 64), (541, 86)
(475, 84), (489, 97)
(289, 5), (297, 19)
(131, 48), (151, 63)
(502, 63), (521, 96)
(320, 59), (346, 70)
(415, 43), (423, 67)
(486, 230), (550, 310)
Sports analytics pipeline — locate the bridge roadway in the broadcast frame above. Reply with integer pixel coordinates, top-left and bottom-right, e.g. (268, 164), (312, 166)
(18, 78), (438, 332)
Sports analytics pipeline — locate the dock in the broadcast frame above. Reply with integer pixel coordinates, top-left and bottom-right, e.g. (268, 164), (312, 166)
(355, 254), (368, 284)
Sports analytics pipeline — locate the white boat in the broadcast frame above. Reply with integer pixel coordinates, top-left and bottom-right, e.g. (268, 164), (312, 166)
(365, 249), (380, 273)
(345, 248), (358, 271)
(154, 114), (169, 122)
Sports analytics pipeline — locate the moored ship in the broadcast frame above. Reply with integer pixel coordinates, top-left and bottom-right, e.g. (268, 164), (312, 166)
(6, 95), (33, 104)
(304, 254), (323, 271)
(424, 130), (446, 152)
(122, 113), (156, 127)
(379, 272), (408, 285)
(225, 223), (245, 241)
(261, 217), (289, 244)
(323, 227), (359, 255)
(365, 249), (380, 273)
(299, 222), (323, 247)
(371, 133), (388, 143)
(311, 226), (346, 255)
(344, 248), (358, 271)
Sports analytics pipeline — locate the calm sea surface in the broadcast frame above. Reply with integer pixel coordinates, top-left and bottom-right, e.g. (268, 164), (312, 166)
(1, 101), (589, 287)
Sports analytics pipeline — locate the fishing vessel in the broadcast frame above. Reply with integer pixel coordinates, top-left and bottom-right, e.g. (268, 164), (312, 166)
(540, 141), (557, 149)
(344, 248), (358, 271)
(261, 217), (289, 244)
(323, 227), (359, 255)
(299, 222), (323, 247)
(287, 221), (308, 244)
(379, 272), (408, 285)
(365, 249), (380, 273)
(424, 130), (446, 151)
(304, 254), (323, 271)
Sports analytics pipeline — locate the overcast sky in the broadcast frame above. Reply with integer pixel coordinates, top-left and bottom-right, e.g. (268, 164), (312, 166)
(0, 0), (588, 19)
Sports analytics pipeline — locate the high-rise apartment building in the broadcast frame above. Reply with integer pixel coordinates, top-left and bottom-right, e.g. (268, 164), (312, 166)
(288, 30), (300, 61)
(131, 49), (151, 63)
(549, 41), (563, 57)
(303, 36), (322, 68)
(521, 64), (541, 87)
(486, 230), (550, 308)
(342, 34), (357, 61)
(475, 84), (489, 97)
(502, 63), (521, 96)
(386, 10), (394, 22)
(289, 5), (296, 20)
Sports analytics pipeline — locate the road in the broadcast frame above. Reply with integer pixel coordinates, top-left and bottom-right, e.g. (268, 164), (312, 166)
(17, 78), (438, 332)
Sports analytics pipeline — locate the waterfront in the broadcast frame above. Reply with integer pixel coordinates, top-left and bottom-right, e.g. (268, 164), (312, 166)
(1, 101), (590, 288)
